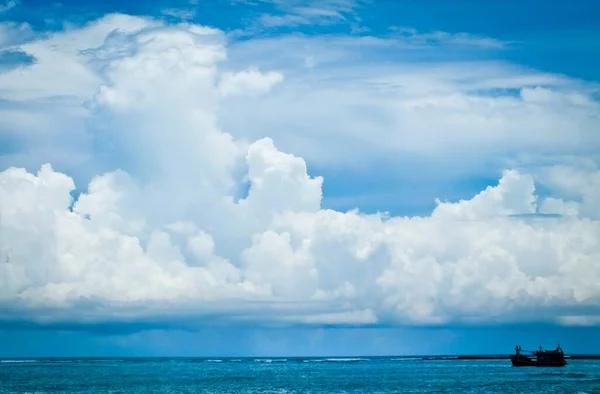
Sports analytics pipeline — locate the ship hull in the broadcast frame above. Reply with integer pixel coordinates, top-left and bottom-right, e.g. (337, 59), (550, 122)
(510, 355), (567, 367)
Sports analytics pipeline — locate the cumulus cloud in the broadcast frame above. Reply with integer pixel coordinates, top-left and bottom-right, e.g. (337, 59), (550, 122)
(2, 153), (600, 327)
(432, 170), (537, 220)
(0, 15), (599, 329)
(535, 162), (600, 220)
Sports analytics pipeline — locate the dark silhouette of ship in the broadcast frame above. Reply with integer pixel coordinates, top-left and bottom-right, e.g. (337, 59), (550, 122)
(510, 345), (567, 367)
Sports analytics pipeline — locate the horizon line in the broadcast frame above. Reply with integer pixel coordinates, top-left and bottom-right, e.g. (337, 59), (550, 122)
(3, 354), (600, 360)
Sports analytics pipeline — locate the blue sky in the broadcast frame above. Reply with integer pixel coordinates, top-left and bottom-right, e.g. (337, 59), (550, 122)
(0, 0), (599, 357)
(1, 324), (598, 358)
(6, 0), (600, 80)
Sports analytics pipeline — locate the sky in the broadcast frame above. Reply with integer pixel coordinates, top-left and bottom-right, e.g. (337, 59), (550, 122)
(0, 0), (599, 357)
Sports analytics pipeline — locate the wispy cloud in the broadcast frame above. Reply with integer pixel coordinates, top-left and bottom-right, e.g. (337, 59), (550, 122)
(0, 0), (17, 13)
(251, 0), (367, 29)
(388, 26), (507, 49)
(161, 8), (197, 21)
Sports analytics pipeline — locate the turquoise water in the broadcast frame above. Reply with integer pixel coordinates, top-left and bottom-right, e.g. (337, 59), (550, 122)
(1, 357), (599, 393)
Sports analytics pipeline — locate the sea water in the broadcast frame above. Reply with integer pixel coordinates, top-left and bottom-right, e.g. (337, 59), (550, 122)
(1, 357), (599, 393)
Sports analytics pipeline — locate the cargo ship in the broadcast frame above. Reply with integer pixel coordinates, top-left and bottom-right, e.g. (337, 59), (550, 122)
(510, 345), (567, 367)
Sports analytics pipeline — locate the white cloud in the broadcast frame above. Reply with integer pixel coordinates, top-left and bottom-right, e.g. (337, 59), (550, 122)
(557, 315), (600, 327)
(0, 14), (156, 102)
(215, 35), (600, 176)
(0, 15), (599, 329)
(534, 162), (600, 220)
(219, 67), (284, 97)
(2, 156), (600, 326)
(432, 170), (537, 220)
(0, 21), (34, 49)
(3, 16), (598, 182)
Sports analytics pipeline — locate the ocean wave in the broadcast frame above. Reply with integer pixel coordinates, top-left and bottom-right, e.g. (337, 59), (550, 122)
(254, 359), (288, 363)
(388, 357), (458, 361)
(303, 358), (370, 363)
(0, 359), (39, 364)
(1, 359), (130, 365)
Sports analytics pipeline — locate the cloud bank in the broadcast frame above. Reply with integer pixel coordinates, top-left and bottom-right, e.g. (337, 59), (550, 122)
(0, 14), (599, 329)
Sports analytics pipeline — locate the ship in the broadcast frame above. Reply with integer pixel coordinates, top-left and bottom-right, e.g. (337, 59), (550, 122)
(510, 345), (567, 367)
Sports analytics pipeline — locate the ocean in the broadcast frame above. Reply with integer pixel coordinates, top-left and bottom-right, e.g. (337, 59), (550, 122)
(1, 357), (599, 393)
